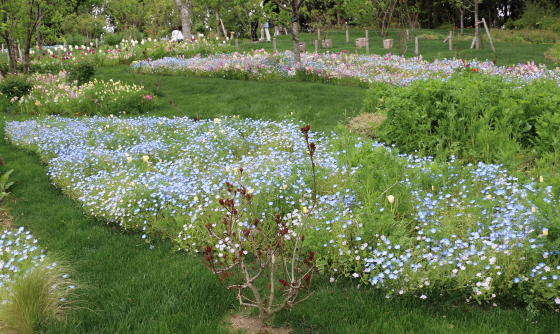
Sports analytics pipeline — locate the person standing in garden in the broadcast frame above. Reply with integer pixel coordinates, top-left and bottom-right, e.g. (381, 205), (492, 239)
(260, 19), (271, 42)
(171, 27), (184, 42)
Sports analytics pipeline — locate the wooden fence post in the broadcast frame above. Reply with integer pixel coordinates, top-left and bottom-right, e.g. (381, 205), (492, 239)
(365, 30), (369, 55)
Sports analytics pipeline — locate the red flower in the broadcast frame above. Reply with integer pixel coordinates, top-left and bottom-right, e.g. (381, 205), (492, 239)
(279, 279), (288, 286)
(472, 68), (478, 72)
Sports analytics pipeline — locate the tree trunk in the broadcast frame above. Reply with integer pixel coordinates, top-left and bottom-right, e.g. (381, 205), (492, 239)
(174, 0), (192, 40)
(460, 7), (464, 34)
(215, 10), (221, 37)
(291, 15), (300, 63)
(5, 34), (18, 73)
(474, 0), (479, 49)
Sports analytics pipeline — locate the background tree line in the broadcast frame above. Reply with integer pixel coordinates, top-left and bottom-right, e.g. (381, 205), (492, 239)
(1, 0), (560, 72)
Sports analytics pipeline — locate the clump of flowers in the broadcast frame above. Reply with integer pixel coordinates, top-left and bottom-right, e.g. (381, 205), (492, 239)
(0, 72), (157, 116)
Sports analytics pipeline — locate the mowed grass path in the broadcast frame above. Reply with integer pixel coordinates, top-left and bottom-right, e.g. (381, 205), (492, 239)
(1, 66), (560, 333)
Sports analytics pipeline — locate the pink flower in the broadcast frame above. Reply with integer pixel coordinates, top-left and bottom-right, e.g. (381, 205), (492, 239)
(144, 94), (153, 101)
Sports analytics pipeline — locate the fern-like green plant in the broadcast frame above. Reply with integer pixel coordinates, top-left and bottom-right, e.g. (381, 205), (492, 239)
(0, 169), (14, 201)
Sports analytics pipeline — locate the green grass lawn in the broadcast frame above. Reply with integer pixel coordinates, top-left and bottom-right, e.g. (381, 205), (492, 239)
(2, 50), (560, 332)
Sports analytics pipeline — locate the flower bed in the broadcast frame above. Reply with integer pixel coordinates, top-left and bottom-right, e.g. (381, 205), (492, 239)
(22, 38), (234, 73)
(1, 71), (156, 116)
(5, 115), (560, 308)
(130, 50), (560, 86)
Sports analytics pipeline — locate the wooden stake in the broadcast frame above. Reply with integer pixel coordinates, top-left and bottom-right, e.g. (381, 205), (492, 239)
(317, 28), (320, 40)
(415, 37), (418, 55)
(273, 38), (276, 53)
(346, 29), (349, 43)
(235, 39), (239, 51)
(314, 40), (318, 53)
(481, 18), (495, 52)
(443, 31), (453, 51)
(219, 19), (227, 39)
(365, 30), (369, 55)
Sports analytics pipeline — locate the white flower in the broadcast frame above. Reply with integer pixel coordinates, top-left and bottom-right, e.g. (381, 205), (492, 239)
(420, 295), (427, 299)
(329, 277), (335, 283)
(555, 298), (560, 305)
(142, 155), (149, 162)
(387, 195), (395, 204)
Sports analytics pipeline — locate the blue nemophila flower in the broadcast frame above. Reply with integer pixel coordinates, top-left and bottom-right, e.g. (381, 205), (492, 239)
(7, 114), (560, 305)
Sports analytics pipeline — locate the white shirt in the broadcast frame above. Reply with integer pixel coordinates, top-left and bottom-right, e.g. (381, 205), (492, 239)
(172, 29), (184, 41)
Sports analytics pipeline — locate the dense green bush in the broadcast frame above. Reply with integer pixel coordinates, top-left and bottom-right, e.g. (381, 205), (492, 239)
(64, 33), (85, 47)
(513, 0), (560, 32)
(68, 58), (97, 86)
(363, 71), (560, 172)
(102, 33), (122, 46)
(0, 75), (34, 99)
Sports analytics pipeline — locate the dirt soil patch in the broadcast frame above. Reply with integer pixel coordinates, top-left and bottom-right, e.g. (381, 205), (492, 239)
(346, 112), (386, 138)
(229, 315), (291, 334)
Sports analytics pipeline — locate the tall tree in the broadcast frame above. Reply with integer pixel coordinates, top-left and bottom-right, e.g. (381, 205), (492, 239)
(174, 0), (192, 40)
(341, 0), (399, 37)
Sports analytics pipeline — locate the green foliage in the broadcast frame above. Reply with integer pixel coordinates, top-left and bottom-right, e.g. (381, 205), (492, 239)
(68, 58), (97, 86)
(363, 72), (560, 172)
(60, 13), (105, 40)
(64, 33), (86, 47)
(103, 33), (122, 46)
(0, 169), (13, 201)
(0, 75), (34, 99)
(514, 0), (560, 31)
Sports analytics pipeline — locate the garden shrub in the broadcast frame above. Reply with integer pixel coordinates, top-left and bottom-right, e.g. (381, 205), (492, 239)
(64, 33), (85, 47)
(0, 75), (34, 99)
(103, 33), (122, 46)
(513, 0), (560, 32)
(363, 71), (560, 171)
(544, 43), (560, 64)
(67, 58), (97, 86)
